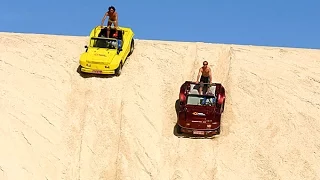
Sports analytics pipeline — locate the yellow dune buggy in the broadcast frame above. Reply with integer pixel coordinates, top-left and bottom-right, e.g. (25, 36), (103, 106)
(79, 26), (135, 76)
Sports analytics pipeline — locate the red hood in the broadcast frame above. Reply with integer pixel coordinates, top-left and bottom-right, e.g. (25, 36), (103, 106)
(182, 105), (220, 130)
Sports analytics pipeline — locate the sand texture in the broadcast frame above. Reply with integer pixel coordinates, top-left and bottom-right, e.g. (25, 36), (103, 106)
(1, 32), (320, 180)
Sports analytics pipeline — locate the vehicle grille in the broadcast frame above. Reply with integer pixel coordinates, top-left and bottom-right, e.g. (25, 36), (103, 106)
(87, 61), (107, 65)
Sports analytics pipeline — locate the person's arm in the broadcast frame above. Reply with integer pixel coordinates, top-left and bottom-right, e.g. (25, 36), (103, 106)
(100, 12), (109, 27)
(196, 68), (202, 83)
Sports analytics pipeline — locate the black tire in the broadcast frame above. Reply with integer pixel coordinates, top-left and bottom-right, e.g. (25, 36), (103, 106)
(176, 124), (182, 134)
(128, 39), (134, 56)
(221, 99), (225, 113)
(115, 63), (122, 76)
(217, 127), (221, 134)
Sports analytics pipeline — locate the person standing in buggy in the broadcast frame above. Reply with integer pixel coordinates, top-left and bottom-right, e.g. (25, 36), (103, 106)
(100, 6), (119, 38)
(196, 61), (213, 95)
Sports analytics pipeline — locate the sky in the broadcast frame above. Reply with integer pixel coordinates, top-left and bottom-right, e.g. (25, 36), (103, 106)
(0, 0), (319, 49)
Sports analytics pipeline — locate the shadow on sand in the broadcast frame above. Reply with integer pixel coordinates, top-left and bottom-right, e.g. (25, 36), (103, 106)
(173, 99), (184, 137)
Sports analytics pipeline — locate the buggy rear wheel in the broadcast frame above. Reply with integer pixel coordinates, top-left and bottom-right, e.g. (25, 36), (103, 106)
(217, 127), (221, 135)
(174, 123), (183, 136)
(221, 99), (225, 113)
(176, 125), (182, 134)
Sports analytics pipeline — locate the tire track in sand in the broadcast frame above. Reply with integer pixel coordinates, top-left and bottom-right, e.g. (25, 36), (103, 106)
(156, 43), (232, 180)
(62, 73), (124, 179)
(166, 44), (236, 180)
(212, 45), (236, 136)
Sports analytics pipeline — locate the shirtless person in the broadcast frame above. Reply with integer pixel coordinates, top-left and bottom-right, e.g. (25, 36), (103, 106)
(100, 6), (118, 38)
(196, 61), (213, 95)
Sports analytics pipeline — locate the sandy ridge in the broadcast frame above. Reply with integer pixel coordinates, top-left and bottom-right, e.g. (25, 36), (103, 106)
(1, 32), (320, 180)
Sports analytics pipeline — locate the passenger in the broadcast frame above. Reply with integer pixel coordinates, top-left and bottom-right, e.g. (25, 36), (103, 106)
(110, 41), (117, 49)
(113, 33), (122, 49)
(201, 88), (214, 105)
(201, 96), (216, 105)
(100, 6), (118, 38)
(196, 61), (213, 95)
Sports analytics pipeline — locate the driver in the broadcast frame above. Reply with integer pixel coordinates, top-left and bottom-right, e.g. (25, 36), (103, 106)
(196, 61), (213, 95)
(106, 40), (116, 49)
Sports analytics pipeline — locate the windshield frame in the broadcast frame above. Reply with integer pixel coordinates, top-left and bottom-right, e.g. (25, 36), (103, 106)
(89, 37), (118, 49)
(186, 94), (216, 106)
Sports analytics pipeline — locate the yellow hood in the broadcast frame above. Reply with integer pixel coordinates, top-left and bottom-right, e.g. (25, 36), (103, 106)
(82, 48), (117, 65)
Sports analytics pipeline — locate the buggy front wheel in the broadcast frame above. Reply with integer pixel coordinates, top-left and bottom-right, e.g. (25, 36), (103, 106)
(128, 39), (134, 56)
(115, 63), (122, 76)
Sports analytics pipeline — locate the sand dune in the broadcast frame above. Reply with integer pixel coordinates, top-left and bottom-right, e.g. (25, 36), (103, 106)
(0, 32), (320, 180)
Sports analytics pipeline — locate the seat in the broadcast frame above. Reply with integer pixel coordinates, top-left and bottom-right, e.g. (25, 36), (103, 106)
(98, 28), (107, 37)
(189, 89), (199, 95)
(109, 29), (123, 40)
(98, 28), (123, 39)
(207, 86), (216, 95)
(190, 84), (195, 90)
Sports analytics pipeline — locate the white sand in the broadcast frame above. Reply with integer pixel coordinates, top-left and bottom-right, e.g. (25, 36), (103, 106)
(0, 32), (320, 180)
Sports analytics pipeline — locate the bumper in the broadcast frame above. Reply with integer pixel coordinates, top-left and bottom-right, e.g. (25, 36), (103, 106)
(80, 66), (115, 75)
(180, 126), (220, 137)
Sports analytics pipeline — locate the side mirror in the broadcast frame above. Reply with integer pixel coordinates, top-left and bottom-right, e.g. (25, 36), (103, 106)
(84, 45), (88, 49)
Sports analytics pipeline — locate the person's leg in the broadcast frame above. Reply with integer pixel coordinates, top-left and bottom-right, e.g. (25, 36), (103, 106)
(199, 76), (205, 95)
(114, 20), (118, 29)
(106, 20), (112, 37)
(199, 76), (209, 95)
(107, 20), (112, 28)
(203, 77), (209, 94)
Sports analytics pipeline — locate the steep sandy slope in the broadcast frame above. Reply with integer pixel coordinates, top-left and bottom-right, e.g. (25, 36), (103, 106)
(0, 32), (320, 180)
